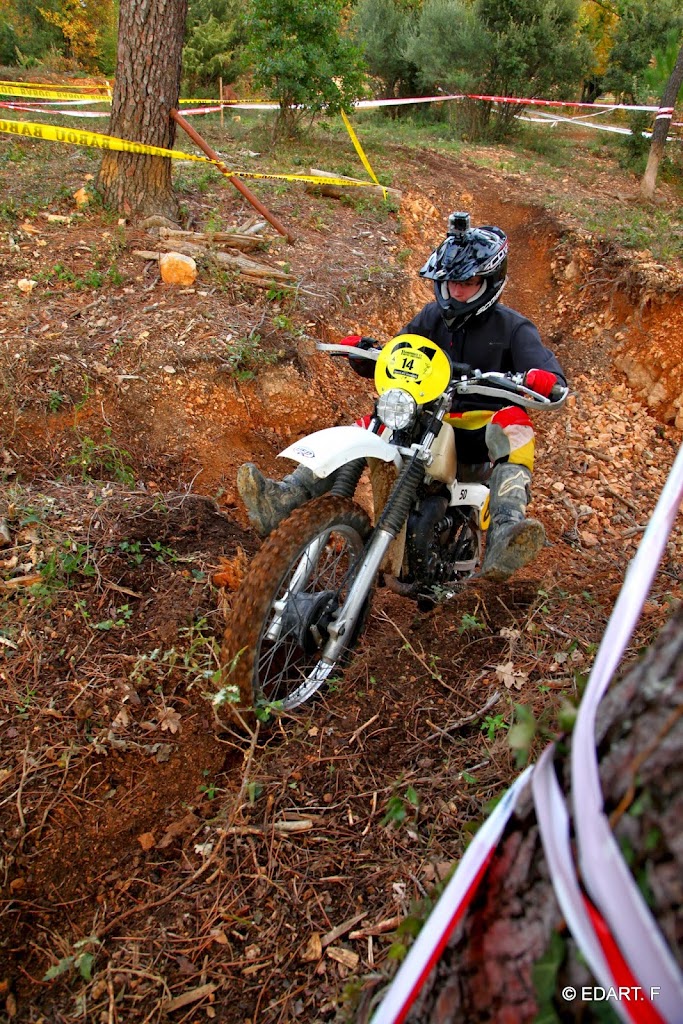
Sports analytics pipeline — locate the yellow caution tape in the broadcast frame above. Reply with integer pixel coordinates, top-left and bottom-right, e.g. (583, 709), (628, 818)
(0, 117), (206, 159)
(0, 78), (110, 91)
(341, 110), (386, 199)
(0, 117), (383, 190)
(0, 83), (111, 101)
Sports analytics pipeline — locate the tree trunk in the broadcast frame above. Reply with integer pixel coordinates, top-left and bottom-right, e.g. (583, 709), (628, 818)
(97, 0), (189, 221)
(405, 604), (683, 1023)
(641, 43), (683, 201)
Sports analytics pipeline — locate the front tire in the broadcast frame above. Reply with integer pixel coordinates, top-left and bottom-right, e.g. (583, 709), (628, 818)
(221, 496), (371, 714)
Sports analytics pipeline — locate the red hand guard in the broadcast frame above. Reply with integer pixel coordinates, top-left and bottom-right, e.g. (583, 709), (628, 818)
(525, 368), (557, 397)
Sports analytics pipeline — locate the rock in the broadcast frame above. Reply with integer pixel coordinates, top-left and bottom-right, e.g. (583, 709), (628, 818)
(159, 252), (197, 286)
(17, 278), (37, 293)
(580, 531), (600, 547)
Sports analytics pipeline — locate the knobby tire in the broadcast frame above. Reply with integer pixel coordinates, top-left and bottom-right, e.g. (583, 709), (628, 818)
(221, 495), (371, 715)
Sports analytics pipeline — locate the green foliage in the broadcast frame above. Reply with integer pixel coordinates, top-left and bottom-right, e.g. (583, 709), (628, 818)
(620, 110), (651, 169)
(0, 0), (118, 73)
(404, 0), (593, 139)
(0, 0), (63, 66)
(532, 930), (566, 1023)
(481, 713), (508, 740)
(67, 429), (135, 487)
(641, 27), (683, 100)
(220, 332), (279, 381)
(508, 703), (538, 767)
(43, 936), (101, 982)
(459, 612), (486, 634)
(351, 0), (420, 100)
(183, 0), (247, 89)
(381, 784), (419, 827)
(245, 0), (367, 136)
(602, 0), (683, 102)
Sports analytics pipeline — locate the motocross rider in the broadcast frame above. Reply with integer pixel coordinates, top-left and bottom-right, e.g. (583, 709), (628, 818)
(237, 213), (566, 581)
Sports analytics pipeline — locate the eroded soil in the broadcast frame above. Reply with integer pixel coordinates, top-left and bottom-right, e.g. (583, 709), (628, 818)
(1, 125), (682, 1023)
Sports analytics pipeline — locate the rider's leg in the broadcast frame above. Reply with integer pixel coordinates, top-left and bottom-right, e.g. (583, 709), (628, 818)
(480, 407), (545, 581)
(236, 463), (334, 537)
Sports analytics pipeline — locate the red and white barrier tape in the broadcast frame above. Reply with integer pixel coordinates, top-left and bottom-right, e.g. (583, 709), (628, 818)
(371, 444), (683, 1024)
(370, 766), (534, 1024)
(569, 443), (683, 1021)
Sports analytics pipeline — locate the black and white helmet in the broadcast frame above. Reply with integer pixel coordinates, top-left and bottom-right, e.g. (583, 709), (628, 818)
(419, 212), (508, 322)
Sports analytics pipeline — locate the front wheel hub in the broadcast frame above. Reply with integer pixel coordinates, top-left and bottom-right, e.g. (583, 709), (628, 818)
(279, 590), (338, 653)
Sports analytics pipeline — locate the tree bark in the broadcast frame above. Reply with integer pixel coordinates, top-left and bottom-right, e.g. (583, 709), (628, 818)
(641, 43), (683, 201)
(97, 0), (189, 221)
(405, 604), (683, 1023)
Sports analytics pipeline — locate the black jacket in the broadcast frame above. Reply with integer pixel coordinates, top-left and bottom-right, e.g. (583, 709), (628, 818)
(355, 301), (566, 414)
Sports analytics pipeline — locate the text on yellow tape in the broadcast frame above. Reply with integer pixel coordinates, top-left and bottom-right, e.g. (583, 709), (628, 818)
(0, 117), (380, 189)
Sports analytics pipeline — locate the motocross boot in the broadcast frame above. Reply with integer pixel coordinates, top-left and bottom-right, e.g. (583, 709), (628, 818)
(236, 463), (332, 536)
(481, 463), (545, 581)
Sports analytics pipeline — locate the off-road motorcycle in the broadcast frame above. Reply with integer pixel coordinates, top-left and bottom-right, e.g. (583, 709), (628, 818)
(220, 334), (567, 716)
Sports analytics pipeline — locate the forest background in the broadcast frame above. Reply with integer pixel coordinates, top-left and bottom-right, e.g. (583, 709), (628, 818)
(1, 0), (681, 150)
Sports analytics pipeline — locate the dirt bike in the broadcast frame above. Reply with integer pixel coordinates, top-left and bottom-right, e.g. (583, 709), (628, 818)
(220, 334), (568, 717)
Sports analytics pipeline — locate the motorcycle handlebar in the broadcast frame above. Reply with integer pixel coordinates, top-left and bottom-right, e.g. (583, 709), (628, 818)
(316, 342), (380, 361)
(452, 371), (569, 409)
(316, 344), (568, 408)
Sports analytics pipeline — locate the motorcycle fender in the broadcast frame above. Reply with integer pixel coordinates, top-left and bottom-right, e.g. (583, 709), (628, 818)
(279, 426), (403, 479)
(449, 481), (491, 530)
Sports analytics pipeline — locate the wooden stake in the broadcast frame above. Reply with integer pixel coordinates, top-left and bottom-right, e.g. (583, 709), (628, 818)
(170, 109), (295, 243)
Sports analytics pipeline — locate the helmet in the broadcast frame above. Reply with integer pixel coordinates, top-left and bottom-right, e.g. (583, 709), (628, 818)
(419, 212), (508, 323)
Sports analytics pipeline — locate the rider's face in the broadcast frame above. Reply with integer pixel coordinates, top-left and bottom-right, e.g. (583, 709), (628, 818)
(447, 276), (483, 300)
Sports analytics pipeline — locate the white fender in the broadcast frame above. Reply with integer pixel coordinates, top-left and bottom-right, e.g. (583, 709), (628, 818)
(279, 426), (403, 479)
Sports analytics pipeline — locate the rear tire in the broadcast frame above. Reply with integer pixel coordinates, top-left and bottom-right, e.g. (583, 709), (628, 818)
(220, 496), (371, 715)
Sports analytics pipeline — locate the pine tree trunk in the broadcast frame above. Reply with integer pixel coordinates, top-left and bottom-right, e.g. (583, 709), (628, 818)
(97, 0), (189, 221)
(407, 604), (683, 1023)
(641, 44), (683, 201)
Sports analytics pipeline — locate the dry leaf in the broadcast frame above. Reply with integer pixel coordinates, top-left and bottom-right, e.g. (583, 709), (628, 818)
(300, 933), (322, 962)
(156, 812), (200, 850)
(495, 660), (528, 690)
(158, 707), (181, 734)
(137, 832), (156, 851)
(112, 708), (130, 729)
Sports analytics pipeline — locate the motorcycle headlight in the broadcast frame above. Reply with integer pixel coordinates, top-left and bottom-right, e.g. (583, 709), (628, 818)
(376, 389), (418, 431)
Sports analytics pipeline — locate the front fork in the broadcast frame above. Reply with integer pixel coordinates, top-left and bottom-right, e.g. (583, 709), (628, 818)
(320, 456), (426, 666)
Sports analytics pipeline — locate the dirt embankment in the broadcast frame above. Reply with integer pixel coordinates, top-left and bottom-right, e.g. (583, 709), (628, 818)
(1, 149), (682, 1023)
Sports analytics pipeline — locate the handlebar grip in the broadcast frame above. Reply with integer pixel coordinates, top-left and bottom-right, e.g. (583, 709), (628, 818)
(451, 362), (472, 377)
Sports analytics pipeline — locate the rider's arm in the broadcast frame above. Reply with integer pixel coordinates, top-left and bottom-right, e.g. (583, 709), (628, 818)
(509, 319), (567, 387)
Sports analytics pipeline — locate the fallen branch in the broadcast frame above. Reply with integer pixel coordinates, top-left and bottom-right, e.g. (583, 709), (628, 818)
(163, 983), (216, 1013)
(158, 226), (265, 252)
(424, 690), (502, 742)
(306, 168), (402, 200)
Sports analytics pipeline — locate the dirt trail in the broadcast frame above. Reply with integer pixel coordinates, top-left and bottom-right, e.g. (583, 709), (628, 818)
(1, 144), (682, 1022)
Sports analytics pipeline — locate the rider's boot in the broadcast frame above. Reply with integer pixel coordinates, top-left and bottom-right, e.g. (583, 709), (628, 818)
(237, 463), (332, 536)
(481, 463), (545, 581)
